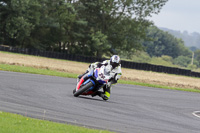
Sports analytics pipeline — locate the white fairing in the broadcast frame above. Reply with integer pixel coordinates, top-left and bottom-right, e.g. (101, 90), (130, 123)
(96, 65), (112, 82)
(88, 60), (122, 84)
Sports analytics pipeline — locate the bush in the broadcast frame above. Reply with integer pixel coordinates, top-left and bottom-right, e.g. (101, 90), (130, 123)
(187, 64), (197, 70)
(161, 55), (173, 62)
(131, 51), (151, 63)
(173, 56), (191, 67)
(150, 56), (175, 67)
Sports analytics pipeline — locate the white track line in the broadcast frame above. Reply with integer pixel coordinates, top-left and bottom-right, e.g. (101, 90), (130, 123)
(192, 111), (200, 118)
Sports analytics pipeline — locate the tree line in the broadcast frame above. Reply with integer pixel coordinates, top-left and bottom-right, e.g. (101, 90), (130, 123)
(160, 28), (200, 49)
(141, 26), (200, 70)
(0, 0), (168, 58)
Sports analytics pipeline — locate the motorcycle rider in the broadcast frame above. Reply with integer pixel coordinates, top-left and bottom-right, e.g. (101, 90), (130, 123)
(77, 55), (122, 100)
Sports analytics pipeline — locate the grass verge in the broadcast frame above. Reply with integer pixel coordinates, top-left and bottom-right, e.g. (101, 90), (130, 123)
(0, 63), (77, 78)
(0, 111), (112, 133)
(1, 63), (200, 93)
(119, 80), (200, 93)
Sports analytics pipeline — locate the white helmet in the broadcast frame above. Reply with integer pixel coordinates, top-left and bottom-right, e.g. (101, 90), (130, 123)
(110, 55), (120, 69)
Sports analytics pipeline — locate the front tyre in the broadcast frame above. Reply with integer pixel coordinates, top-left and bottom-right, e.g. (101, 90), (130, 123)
(73, 81), (93, 97)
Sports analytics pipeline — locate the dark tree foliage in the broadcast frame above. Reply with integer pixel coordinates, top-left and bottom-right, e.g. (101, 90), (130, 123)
(0, 0), (168, 57)
(143, 26), (192, 58)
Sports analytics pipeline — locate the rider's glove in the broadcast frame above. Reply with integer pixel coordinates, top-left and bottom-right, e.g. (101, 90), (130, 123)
(88, 62), (98, 71)
(91, 63), (97, 69)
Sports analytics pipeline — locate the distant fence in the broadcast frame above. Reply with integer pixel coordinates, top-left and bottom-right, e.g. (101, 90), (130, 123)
(1, 45), (200, 78)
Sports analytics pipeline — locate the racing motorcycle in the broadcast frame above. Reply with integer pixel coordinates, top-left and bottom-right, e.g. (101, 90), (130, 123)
(73, 65), (112, 97)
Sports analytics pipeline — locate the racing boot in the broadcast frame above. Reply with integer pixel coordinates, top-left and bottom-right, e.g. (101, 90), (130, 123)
(92, 91), (108, 101)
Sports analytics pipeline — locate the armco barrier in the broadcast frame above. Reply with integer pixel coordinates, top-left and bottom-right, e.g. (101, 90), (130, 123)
(0, 45), (200, 78)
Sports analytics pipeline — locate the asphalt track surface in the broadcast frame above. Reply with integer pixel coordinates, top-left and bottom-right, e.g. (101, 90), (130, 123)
(0, 71), (200, 133)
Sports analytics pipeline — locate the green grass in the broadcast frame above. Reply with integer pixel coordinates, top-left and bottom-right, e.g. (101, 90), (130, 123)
(0, 111), (112, 133)
(0, 63), (200, 93)
(119, 80), (200, 93)
(0, 63), (77, 78)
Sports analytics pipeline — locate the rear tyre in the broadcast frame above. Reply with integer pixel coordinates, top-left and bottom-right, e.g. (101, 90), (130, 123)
(73, 82), (93, 97)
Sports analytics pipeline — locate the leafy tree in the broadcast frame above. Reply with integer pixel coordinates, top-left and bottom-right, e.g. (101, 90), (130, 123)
(108, 17), (148, 56)
(143, 26), (192, 58)
(194, 50), (200, 60)
(161, 28), (200, 49)
(194, 50), (200, 66)
(72, 0), (168, 56)
(0, 0), (169, 58)
(190, 46), (198, 52)
(0, 0), (41, 47)
(89, 31), (110, 57)
(44, 0), (78, 51)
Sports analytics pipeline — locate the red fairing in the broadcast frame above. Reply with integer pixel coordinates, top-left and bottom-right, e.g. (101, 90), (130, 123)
(76, 77), (84, 91)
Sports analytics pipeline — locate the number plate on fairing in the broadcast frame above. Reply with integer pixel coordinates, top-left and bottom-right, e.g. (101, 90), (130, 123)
(95, 66), (112, 83)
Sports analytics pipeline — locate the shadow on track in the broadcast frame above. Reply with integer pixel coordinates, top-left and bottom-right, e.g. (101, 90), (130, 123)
(70, 93), (118, 103)
(76, 96), (121, 104)
(77, 96), (104, 101)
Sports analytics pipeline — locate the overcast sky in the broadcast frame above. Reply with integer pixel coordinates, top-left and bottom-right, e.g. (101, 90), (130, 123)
(148, 0), (200, 33)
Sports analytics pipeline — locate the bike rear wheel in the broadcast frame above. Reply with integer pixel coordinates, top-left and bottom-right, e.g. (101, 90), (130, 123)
(73, 81), (93, 97)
